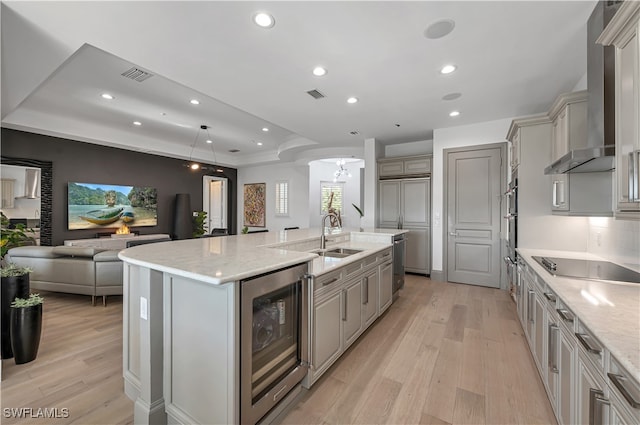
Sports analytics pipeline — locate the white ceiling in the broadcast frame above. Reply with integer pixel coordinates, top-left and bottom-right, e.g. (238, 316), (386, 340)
(1, 1), (596, 168)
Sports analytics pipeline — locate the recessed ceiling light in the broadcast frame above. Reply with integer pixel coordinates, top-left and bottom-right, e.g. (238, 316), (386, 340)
(347, 97), (359, 104)
(313, 67), (327, 77)
(133, 121), (142, 126)
(440, 64), (457, 74)
(262, 127), (269, 132)
(190, 99), (200, 105)
(449, 111), (460, 117)
(190, 163), (200, 170)
(424, 19), (456, 39)
(257, 142), (263, 146)
(216, 169), (224, 173)
(253, 12), (275, 28)
(442, 92), (462, 101)
(206, 139), (213, 144)
(101, 93), (114, 100)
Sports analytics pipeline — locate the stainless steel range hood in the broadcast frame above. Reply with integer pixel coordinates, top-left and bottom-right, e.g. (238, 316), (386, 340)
(16, 168), (40, 199)
(544, 1), (621, 175)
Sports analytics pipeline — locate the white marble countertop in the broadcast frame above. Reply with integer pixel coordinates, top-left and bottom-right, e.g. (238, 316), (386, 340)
(118, 228), (403, 286)
(517, 248), (640, 382)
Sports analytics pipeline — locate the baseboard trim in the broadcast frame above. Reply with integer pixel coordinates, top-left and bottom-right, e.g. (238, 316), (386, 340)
(430, 270), (445, 282)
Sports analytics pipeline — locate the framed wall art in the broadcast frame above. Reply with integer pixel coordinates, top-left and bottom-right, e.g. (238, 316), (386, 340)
(243, 183), (266, 227)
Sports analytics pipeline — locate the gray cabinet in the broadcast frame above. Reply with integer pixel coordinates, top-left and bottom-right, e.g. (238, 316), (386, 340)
(548, 90), (613, 216)
(342, 277), (363, 349)
(378, 260), (393, 314)
(310, 287), (343, 382)
(576, 349), (608, 425)
(598, 1), (640, 218)
(378, 155), (431, 178)
(378, 177), (431, 274)
(362, 267), (378, 328)
(557, 328), (575, 425)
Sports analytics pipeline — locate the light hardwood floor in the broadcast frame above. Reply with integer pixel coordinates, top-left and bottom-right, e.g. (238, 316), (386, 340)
(0, 275), (556, 425)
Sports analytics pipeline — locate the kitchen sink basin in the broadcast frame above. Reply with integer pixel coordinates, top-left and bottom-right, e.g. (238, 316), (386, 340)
(314, 247), (363, 258)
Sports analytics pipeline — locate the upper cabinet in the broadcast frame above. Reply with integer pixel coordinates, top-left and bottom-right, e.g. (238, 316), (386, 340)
(378, 155), (431, 178)
(546, 91), (613, 216)
(1, 179), (15, 209)
(598, 1), (640, 219)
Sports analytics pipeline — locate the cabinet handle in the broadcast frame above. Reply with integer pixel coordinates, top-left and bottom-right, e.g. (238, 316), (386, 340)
(342, 289), (348, 322)
(552, 181), (559, 207)
(322, 277), (340, 287)
(527, 290), (535, 323)
(548, 324), (559, 374)
(575, 333), (601, 355)
(543, 292), (556, 303)
(608, 373), (640, 408)
(448, 231), (459, 237)
(362, 277), (369, 304)
(556, 308), (574, 323)
(589, 388), (609, 425)
(629, 151), (640, 202)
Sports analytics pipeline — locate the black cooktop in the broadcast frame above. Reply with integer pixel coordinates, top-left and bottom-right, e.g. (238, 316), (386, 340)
(532, 256), (640, 284)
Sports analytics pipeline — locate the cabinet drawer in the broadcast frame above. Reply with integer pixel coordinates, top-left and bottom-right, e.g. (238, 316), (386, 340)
(363, 253), (377, 269)
(608, 355), (640, 417)
(378, 161), (404, 177)
(575, 320), (606, 376)
(344, 260), (363, 279)
(313, 269), (343, 294)
(555, 298), (576, 334)
(377, 249), (392, 264)
(404, 158), (431, 174)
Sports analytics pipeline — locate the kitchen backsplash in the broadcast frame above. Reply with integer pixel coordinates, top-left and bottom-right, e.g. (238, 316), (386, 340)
(587, 217), (640, 270)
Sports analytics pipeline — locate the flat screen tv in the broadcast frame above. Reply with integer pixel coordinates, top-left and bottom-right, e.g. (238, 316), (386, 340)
(68, 182), (157, 230)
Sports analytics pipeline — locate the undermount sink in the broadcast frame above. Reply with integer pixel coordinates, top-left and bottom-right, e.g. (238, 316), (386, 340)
(314, 247), (363, 258)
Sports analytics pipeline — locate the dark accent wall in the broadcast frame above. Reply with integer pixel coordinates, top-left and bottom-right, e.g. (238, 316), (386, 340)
(1, 128), (237, 245)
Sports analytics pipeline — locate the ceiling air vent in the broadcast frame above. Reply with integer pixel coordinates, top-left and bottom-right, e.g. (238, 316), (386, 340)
(306, 89), (326, 99)
(229, 149), (240, 153)
(349, 131), (359, 135)
(121, 67), (154, 82)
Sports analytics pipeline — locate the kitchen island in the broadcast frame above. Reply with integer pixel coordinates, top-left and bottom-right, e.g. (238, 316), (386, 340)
(118, 228), (406, 425)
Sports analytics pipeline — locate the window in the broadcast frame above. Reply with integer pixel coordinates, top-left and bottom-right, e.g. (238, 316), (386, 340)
(320, 181), (344, 214)
(275, 181), (289, 216)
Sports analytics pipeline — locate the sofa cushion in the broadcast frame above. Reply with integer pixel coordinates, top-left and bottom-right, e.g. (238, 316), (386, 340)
(52, 246), (105, 258)
(7, 246), (61, 258)
(94, 250), (121, 262)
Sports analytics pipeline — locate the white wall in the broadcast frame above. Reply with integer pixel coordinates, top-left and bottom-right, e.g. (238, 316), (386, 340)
(237, 162), (309, 231)
(431, 118), (513, 272)
(0, 164), (41, 219)
(308, 160), (364, 229)
(384, 139), (433, 157)
(587, 217), (640, 270)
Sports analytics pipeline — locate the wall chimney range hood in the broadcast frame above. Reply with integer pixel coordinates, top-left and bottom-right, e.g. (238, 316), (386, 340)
(544, 1), (621, 175)
(16, 168), (40, 199)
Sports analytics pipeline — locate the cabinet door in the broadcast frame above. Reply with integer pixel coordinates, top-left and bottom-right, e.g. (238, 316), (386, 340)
(402, 179), (429, 226)
(546, 312), (560, 413)
(343, 278), (363, 348)
(1, 179), (15, 209)
(378, 181), (401, 227)
(576, 350), (608, 425)
(379, 161), (404, 177)
(609, 389), (639, 425)
(378, 261), (393, 314)
(615, 24), (640, 214)
(524, 279), (535, 348)
(551, 174), (570, 212)
(362, 268), (378, 328)
(533, 292), (545, 374)
(311, 290), (343, 382)
(405, 227), (430, 274)
(557, 329), (575, 425)
(404, 157), (431, 175)
(511, 128), (521, 169)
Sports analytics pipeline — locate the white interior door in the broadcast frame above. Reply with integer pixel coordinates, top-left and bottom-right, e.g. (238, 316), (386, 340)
(203, 176), (227, 232)
(446, 146), (502, 288)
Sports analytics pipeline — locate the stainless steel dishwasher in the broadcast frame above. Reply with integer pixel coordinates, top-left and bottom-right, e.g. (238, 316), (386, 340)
(392, 233), (406, 300)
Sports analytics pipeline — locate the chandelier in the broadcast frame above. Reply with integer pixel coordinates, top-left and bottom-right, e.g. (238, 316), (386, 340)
(333, 159), (352, 182)
(187, 124), (221, 172)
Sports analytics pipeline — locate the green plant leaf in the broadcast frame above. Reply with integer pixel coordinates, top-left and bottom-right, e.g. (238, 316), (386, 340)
(352, 203), (364, 217)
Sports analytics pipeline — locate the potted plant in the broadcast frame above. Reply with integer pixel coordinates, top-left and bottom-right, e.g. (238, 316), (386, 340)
(192, 211), (208, 238)
(352, 203), (364, 231)
(10, 293), (44, 364)
(1, 212), (36, 359)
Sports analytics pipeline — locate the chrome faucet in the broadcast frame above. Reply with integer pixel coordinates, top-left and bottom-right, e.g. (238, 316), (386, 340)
(320, 212), (339, 250)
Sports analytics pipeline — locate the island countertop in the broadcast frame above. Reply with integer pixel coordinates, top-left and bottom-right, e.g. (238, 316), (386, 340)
(118, 228), (407, 285)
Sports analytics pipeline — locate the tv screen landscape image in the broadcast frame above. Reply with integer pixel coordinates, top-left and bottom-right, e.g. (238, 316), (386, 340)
(68, 182), (157, 230)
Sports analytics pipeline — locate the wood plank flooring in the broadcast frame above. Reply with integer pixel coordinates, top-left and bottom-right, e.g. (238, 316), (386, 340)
(280, 275), (557, 425)
(0, 275), (556, 425)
